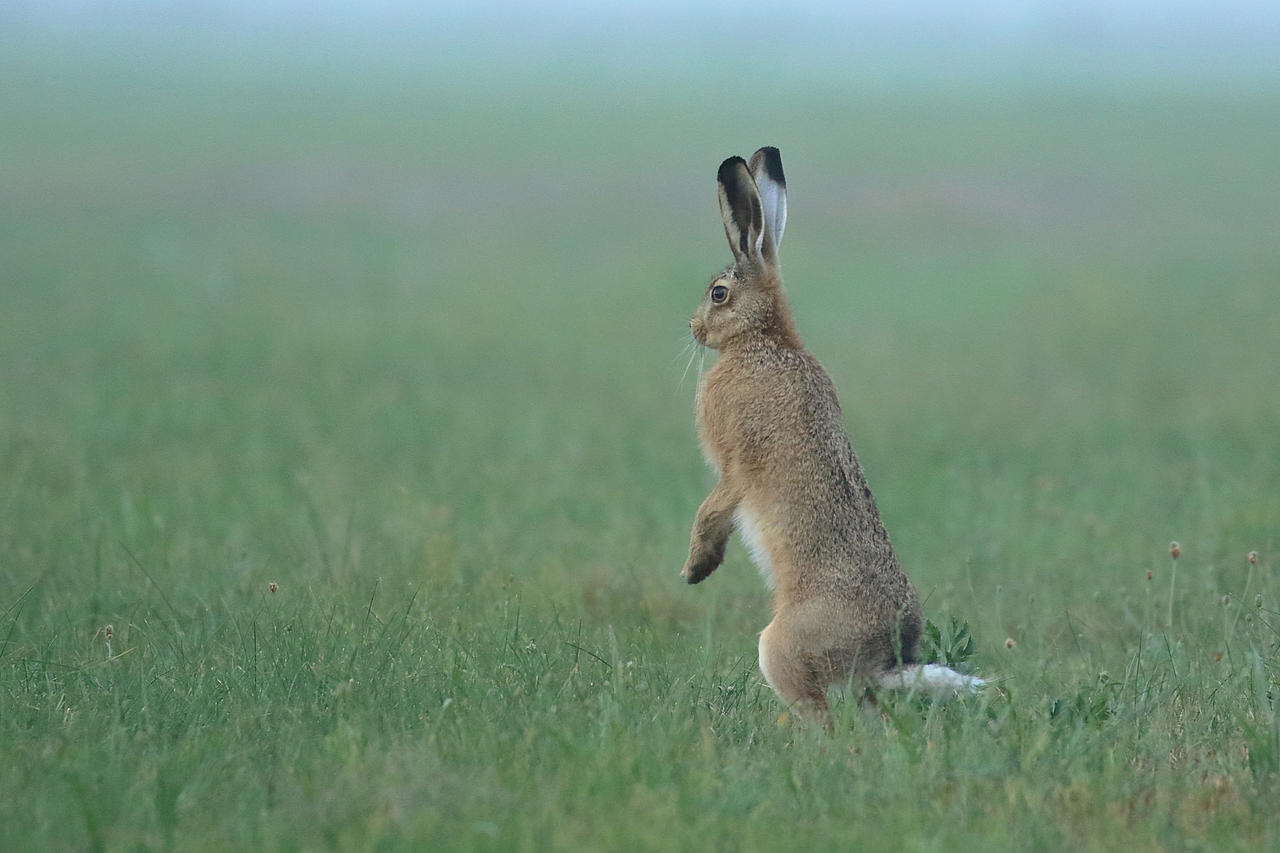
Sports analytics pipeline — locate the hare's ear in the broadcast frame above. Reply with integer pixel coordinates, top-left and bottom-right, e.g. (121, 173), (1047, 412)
(748, 147), (787, 263)
(717, 156), (765, 267)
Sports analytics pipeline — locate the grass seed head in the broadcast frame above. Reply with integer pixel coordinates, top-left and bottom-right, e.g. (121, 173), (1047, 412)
(1169, 541), (1181, 560)
(103, 624), (113, 640)
(1248, 550), (1258, 565)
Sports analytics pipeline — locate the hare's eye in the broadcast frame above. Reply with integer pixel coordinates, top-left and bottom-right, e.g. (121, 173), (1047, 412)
(710, 284), (729, 304)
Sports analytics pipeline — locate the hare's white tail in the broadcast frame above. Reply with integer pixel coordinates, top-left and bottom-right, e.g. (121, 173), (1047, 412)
(876, 664), (985, 697)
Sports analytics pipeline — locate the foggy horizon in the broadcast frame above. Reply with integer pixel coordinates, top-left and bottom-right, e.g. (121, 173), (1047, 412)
(4, 1), (1279, 90)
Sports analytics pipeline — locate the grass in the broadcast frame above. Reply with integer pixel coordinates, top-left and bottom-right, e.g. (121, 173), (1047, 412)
(2, 29), (1280, 852)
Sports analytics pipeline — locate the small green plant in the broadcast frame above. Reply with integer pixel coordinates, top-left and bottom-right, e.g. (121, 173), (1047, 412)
(919, 616), (977, 671)
(1244, 719), (1280, 781)
(1048, 673), (1117, 728)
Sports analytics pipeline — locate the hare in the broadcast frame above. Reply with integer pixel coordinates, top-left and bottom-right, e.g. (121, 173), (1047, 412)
(682, 147), (983, 716)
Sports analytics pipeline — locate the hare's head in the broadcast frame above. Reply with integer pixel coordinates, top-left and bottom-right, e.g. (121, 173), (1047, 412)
(690, 147), (795, 350)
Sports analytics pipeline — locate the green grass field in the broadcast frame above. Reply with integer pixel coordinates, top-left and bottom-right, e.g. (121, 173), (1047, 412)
(3, 27), (1280, 852)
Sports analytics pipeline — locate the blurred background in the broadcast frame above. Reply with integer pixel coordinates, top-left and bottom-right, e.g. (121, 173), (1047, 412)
(4, 8), (1280, 846)
(1, 1), (1278, 627)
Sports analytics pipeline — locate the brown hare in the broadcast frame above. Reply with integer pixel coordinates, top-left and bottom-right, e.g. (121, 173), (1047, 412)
(682, 147), (983, 717)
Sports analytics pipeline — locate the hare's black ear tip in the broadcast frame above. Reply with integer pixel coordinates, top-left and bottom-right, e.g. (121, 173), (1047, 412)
(717, 156), (748, 181)
(751, 147), (786, 185)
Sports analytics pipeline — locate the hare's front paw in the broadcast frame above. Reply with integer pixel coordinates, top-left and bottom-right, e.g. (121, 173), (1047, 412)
(681, 546), (723, 585)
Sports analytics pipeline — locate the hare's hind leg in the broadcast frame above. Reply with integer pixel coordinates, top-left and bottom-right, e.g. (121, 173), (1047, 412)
(758, 618), (828, 717)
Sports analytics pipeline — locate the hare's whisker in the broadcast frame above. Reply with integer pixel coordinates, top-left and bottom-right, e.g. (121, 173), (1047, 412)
(671, 337), (693, 364)
(678, 342), (700, 391)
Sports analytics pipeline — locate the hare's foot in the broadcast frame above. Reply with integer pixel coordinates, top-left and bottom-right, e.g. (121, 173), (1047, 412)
(680, 543), (724, 584)
(759, 618), (830, 723)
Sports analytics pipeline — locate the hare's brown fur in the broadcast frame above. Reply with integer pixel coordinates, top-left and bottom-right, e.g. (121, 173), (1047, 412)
(682, 149), (923, 714)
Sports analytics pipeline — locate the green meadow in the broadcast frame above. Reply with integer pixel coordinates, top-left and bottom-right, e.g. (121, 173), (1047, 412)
(2, 29), (1279, 852)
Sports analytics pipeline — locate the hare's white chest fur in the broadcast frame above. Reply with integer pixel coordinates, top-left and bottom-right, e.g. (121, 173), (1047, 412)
(734, 505), (776, 591)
